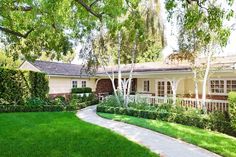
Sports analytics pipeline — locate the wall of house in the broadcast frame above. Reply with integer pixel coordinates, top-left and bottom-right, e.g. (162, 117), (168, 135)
(136, 78), (185, 95)
(19, 61), (41, 72)
(48, 76), (96, 94)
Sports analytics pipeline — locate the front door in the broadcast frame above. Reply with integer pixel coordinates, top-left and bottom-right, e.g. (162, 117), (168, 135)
(155, 80), (173, 97)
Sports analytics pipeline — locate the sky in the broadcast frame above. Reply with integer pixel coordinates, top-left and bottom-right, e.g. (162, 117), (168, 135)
(160, 0), (236, 58)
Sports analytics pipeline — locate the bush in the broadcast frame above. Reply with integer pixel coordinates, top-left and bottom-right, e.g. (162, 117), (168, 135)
(96, 105), (236, 137)
(52, 96), (68, 106)
(25, 97), (49, 106)
(71, 87), (92, 93)
(0, 105), (64, 113)
(0, 68), (49, 105)
(228, 91), (236, 131)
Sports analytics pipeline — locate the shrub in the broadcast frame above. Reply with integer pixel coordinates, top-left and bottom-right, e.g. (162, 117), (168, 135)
(25, 97), (48, 106)
(0, 68), (49, 105)
(52, 96), (68, 106)
(97, 105), (236, 137)
(0, 105), (64, 113)
(228, 91), (236, 131)
(71, 87), (92, 93)
(100, 95), (121, 107)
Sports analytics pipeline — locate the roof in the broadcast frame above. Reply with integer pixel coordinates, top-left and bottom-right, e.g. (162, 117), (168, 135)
(96, 62), (191, 74)
(30, 60), (87, 77)
(26, 55), (236, 77)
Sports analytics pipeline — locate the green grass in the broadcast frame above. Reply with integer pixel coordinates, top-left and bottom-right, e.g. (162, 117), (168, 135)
(0, 112), (158, 157)
(98, 112), (236, 157)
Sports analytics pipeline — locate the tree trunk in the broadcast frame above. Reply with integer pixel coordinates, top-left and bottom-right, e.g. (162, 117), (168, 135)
(169, 79), (179, 105)
(117, 31), (122, 94)
(202, 48), (213, 113)
(193, 69), (199, 108)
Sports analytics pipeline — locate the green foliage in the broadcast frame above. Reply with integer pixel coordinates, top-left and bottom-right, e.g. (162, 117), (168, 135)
(99, 112), (236, 157)
(97, 104), (236, 136)
(71, 87), (92, 93)
(0, 51), (21, 68)
(52, 96), (68, 106)
(0, 105), (64, 112)
(99, 95), (121, 107)
(67, 92), (99, 111)
(228, 91), (236, 131)
(165, 0), (234, 60)
(0, 68), (49, 105)
(25, 97), (49, 106)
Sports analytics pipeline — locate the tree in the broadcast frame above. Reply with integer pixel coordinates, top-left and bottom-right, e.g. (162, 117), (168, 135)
(0, 0), (136, 60)
(165, 0), (234, 112)
(0, 50), (21, 68)
(39, 51), (75, 63)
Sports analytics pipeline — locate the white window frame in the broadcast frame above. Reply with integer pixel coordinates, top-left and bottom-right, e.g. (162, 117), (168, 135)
(143, 80), (150, 92)
(155, 80), (173, 97)
(81, 80), (87, 87)
(72, 80), (78, 88)
(208, 78), (236, 95)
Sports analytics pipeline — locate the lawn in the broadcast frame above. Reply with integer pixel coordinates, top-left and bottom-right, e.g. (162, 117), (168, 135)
(98, 112), (236, 157)
(0, 112), (158, 157)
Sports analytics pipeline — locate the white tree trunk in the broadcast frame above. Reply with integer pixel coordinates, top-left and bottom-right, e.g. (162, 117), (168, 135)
(169, 79), (179, 105)
(117, 31), (122, 94)
(202, 49), (213, 113)
(193, 69), (199, 108)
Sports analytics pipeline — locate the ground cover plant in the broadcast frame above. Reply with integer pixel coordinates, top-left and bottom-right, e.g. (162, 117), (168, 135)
(0, 112), (158, 157)
(98, 112), (236, 157)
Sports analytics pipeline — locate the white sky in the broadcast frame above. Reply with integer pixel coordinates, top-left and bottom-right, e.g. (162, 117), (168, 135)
(160, 0), (236, 58)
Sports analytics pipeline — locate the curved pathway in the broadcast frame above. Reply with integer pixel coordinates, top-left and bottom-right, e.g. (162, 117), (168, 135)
(76, 106), (220, 157)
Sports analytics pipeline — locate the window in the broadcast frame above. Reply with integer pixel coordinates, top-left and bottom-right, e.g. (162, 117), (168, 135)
(227, 80), (236, 93)
(209, 79), (236, 94)
(157, 81), (165, 96)
(82, 81), (86, 87)
(156, 80), (173, 97)
(72, 81), (77, 88)
(210, 80), (224, 93)
(143, 80), (150, 92)
(167, 81), (173, 96)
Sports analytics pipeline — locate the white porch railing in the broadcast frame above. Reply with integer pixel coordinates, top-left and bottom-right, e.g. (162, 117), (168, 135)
(128, 95), (228, 112)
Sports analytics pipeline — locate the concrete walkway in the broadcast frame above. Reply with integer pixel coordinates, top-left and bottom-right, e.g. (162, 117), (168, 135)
(76, 106), (220, 157)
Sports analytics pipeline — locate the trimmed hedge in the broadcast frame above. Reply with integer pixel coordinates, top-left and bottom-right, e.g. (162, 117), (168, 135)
(71, 87), (92, 93)
(67, 99), (99, 111)
(97, 105), (236, 136)
(0, 68), (49, 105)
(0, 105), (64, 112)
(228, 91), (236, 131)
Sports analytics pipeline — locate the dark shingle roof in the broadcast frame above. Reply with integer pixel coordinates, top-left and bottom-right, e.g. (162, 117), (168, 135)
(31, 60), (87, 76)
(96, 62), (192, 74)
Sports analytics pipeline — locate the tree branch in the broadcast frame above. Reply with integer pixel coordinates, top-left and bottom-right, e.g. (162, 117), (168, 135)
(0, 26), (34, 38)
(75, 0), (102, 20)
(12, 5), (32, 12)
(90, 0), (100, 8)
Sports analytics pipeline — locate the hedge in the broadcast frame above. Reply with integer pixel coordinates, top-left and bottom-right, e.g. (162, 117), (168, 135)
(71, 87), (92, 93)
(228, 92), (236, 131)
(0, 68), (49, 105)
(97, 105), (236, 136)
(0, 105), (64, 113)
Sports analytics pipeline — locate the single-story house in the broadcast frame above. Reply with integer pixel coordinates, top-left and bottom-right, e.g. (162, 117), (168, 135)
(19, 56), (236, 111)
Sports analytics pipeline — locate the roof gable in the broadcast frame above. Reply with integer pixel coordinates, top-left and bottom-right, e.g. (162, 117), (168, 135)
(30, 60), (86, 76)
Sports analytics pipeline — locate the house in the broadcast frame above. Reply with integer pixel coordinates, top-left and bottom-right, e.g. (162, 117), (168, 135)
(19, 56), (236, 111)
(19, 60), (97, 98)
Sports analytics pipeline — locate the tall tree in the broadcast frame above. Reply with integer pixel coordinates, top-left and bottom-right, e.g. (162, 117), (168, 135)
(165, 0), (234, 112)
(0, 0), (136, 60)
